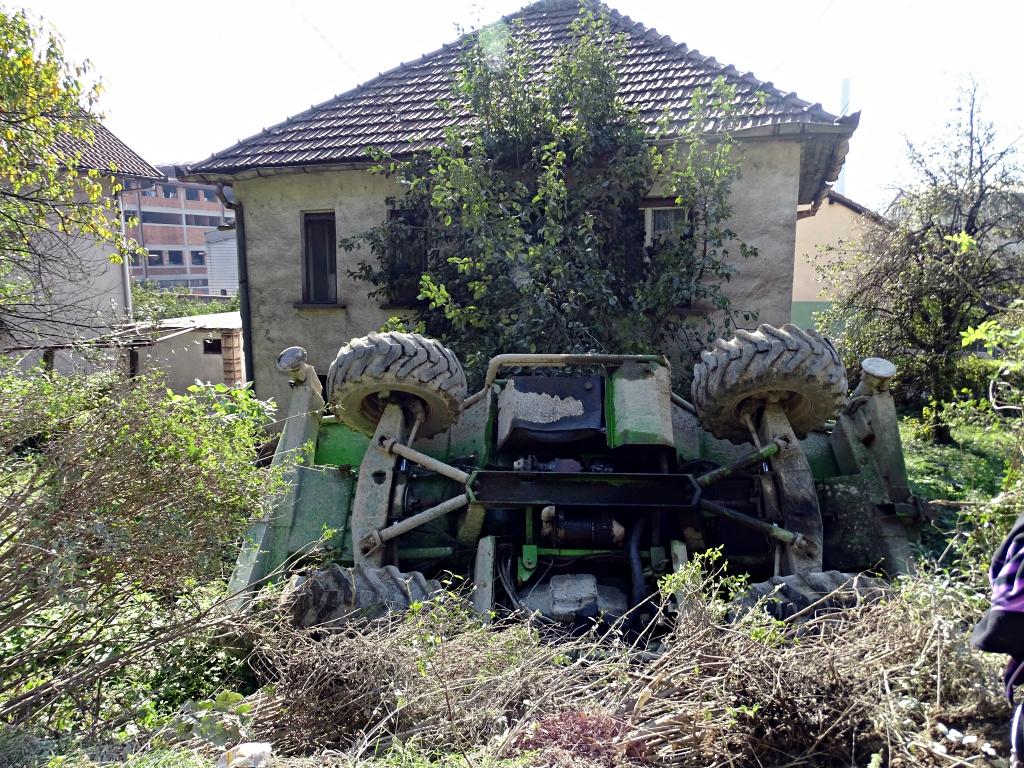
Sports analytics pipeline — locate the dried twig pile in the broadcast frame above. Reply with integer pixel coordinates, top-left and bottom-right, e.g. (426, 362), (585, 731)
(242, 572), (1008, 767)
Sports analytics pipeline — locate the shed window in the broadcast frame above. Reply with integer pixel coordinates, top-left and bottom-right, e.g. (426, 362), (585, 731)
(302, 212), (337, 304)
(203, 338), (222, 355)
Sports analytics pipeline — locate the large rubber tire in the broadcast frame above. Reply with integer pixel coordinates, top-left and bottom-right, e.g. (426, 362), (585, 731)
(691, 323), (847, 444)
(730, 570), (886, 622)
(283, 564), (441, 627)
(326, 332), (467, 438)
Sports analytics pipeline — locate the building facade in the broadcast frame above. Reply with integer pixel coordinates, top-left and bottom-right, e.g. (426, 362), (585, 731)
(122, 165), (234, 294)
(792, 191), (878, 329)
(183, 0), (858, 408)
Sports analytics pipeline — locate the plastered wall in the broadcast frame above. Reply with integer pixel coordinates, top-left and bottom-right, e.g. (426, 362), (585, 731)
(236, 139), (802, 410)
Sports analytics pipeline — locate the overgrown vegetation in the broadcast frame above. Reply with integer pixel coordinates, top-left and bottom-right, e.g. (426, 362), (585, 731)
(0, 363), (275, 735)
(0, 6), (140, 343)
(27, 557), (1005, 768)
(349, 9), (757, 383)
(821, 84), (1024, 436)
(131, 281), (239, 322)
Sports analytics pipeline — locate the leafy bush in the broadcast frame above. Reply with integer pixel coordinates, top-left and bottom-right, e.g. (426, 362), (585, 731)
(0, 363), (275, 732)
(132, 281), (239, 322)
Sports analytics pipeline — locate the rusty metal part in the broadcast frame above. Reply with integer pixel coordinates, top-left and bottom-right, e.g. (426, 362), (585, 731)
(360, 493), (470, 554)
(758, 400), (823, 574)
(670, 392), (698, 415)
(351, 404), (409, 567)
(695, 437), (787, 487)
(699, 497), (809, 551)
(379, 437), (470, 484)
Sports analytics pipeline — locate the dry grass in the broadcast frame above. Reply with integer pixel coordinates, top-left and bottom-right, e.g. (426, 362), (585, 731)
(225, 564), (1011, 768)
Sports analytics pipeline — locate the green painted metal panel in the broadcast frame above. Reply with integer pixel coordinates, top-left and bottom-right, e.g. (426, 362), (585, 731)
(285, 465), (356, 563)
(606, 362), (674, 448)
(791, 301), (832, 331)
(314, 417), (370, 467)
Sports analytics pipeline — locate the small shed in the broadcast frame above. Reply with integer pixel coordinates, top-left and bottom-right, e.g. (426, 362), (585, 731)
(138, 311), (244, 392)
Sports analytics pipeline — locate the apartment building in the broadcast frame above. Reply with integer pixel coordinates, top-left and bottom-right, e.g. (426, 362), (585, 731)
(121, 165), (234, 294)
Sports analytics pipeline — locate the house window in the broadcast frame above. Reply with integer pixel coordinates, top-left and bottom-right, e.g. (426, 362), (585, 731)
(190, 250), (206, 265)
(384, 207), (427, 306)
(185, 188), (201, 201)
(160, 184), (177, 199)
(203, 338), (222, 355)
(302, 212), (337, 304)
(167, 250), (184, 265)
(644, 206), (691, 246)
(147, 250), (163, 266)
(203, 189), (218, 202)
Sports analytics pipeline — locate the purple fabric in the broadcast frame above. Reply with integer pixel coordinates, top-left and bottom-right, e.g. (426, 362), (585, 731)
(972, 511), (1024, 700)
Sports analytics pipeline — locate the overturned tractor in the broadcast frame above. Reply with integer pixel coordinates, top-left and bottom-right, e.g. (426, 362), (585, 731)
(230, 325), (925, 624)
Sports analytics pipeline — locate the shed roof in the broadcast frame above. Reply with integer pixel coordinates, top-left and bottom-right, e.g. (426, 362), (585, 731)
(157, 311), (242, 332)
(184, 0), (857, 205)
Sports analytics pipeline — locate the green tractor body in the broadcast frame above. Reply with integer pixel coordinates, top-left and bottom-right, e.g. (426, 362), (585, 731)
(230, 327), (925, 624)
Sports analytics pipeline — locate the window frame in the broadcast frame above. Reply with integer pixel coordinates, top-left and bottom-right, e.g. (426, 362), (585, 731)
(166, 250), (185, 266)
(190, 250), (206, 266)
(640, 198), (693, 247)
(301, 211), (338, 305)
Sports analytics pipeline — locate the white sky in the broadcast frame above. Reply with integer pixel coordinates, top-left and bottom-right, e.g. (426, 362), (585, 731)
(22, 0), (1024, 211)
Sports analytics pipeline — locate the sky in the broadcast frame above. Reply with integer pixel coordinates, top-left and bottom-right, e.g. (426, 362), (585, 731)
(21, 0), (1024, 211)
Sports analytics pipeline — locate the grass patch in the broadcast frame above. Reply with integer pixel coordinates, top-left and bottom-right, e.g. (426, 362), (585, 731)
(899, 417), (1006, 501)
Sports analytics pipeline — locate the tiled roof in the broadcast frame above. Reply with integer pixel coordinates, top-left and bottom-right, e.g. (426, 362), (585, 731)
(55, 118), (162, 180)
(188, 0), (855, 192)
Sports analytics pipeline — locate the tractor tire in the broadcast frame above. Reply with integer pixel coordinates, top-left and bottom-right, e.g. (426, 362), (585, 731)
(326, 332), (467, 438)
(283, 563), (441, 628)
(730, 570), (886, 622)
(691, 323), (847, 444)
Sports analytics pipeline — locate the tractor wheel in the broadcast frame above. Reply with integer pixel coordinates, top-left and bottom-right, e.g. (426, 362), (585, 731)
(691, 323), (847, 444)
(327, 332), (467, 438)
(283, 563), (441, 628)
(730, 570), (886, 622)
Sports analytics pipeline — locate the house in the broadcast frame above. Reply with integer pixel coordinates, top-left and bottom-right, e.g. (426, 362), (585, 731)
(181, 0), (858, 409)
(136, 311), (244, 392)
(792, 190), (879, 329)
(122, 165), (235, 295)
(3, 120), (162, 372)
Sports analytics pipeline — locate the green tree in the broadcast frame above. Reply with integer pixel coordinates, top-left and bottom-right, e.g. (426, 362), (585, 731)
(821, 85), (1024, 438)
(132, 280), (239, 322)
(349, 8), (756, 382)
(0, 6), (137, 341)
